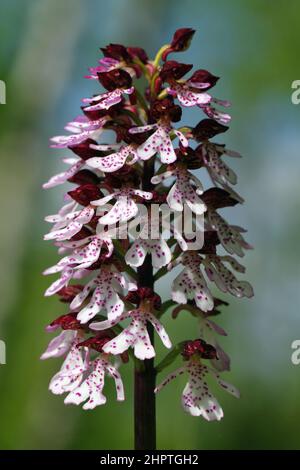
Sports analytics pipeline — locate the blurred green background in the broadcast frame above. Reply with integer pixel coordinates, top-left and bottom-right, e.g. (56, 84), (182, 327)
(0, 0), (300, 450)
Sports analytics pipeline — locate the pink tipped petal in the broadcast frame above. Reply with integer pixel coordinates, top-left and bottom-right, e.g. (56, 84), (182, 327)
(148, 313), (172, 349)
(172, 253), (214, 312)
(151, 170), (174, 185)
(155, 367), (186, 393)
(49, 342), (87, 395)
(43, 161), (84, 189)
(173, 130), (189, 147)
(44, 267), (73, 296)
(40, 331), (76, 360)
(106, 364), (125, 401)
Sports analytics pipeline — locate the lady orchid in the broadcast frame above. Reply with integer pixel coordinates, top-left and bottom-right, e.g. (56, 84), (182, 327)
(42, 28), (253, 449)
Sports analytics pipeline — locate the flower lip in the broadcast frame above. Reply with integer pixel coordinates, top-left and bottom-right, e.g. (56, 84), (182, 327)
(160, 61), (193, 82)
(68, 183), (103, 206)
(98, 69), (132, 91)
(182, 339), (218, 360)
(193, 119), (229, 141)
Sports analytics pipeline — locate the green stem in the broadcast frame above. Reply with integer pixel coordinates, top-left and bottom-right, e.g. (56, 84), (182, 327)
(153, 44), (170, 68)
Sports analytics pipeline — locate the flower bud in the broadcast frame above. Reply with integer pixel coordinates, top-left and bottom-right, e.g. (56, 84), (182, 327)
(160, 61), (193, 82)
(68, 183), (102, 206)
(68, 169), (100, 185)
(189, 69), (219, 89)
(193, 119), (229, 141)
(98, 69), (132, 91)
(101, 43), (130, 61)
(182, 339), (217, 360)
(201, 188), (239, 210)
(162, 28), (195, 60)
(68, 138), (104, 160)
(57, 285), (84, 303)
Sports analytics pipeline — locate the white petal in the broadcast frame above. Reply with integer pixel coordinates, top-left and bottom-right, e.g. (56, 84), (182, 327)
(99, 197), (138, 224)
(125, 241), (147, 267)
(40, 331), (75, 359)
(148, 313), (172, 349)
(106, 364), (125, 401)
(44, 267), (73, 296)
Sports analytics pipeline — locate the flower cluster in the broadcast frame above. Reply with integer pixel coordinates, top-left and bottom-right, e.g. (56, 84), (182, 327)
(42, 28), (253, 421)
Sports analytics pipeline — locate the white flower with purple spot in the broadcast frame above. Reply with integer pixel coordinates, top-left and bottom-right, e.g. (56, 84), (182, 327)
(86, 57), (120, 79)
(44, 235), (114, 297)
(152, 166), (206, 215)
(171, 252), (214, 312)
(44, 200), (78, 231)
(82, 87), (134, 111)
(90, 308), (172, 360)
(50, 116), (107, 148)
(129, 123), (188, 164)
(87, 143), (139, 173)
(48, 339), (89, 396)
(93, 188), (153, 225)
(43, 157), (85, 189)
(86, 57), (137, 80)
(168, 82), (211, 107)
(70, 267), (137, 323)
(44, 205), (95, 242)
(125, 237), (172, 269)
(172, 303), (230, 372)
(200, 99), (231, 125)
(208, 211), (252, 257)
(200, 143), (239, 188)
(203, 255), (254, 298)
(40, 330), (77, 360)
(155, 360), (239, 421)
(197, 317), (230, 372)
(64, 355), (125, 409)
